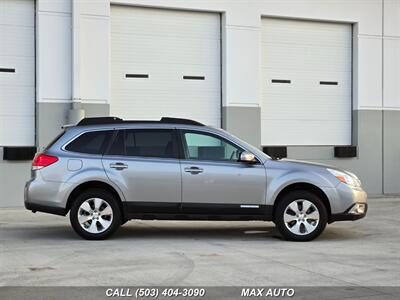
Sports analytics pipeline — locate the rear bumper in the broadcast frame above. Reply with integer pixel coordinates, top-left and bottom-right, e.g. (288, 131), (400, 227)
(24, 201), (66, 216)
(24, 172), (70, 216)
(329, 203), (368, 223)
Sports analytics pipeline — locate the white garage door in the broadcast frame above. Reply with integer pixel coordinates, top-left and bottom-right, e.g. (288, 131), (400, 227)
(261, 18), (352, 146)
(111, 6), (221, 127)
(0, 0), (35, 146)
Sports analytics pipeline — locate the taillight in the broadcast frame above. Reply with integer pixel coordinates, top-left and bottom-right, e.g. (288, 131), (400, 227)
(32, 153), (59, 170)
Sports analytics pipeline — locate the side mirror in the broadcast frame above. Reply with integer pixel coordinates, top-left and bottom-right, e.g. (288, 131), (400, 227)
(239, 151), (257, 163)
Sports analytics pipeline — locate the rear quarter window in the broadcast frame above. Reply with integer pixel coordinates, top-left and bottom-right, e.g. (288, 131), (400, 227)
(65, 130), (113, 155)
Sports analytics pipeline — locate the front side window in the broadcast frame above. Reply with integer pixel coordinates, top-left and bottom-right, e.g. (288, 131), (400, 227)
(65, 130), (112, 154)
(182, 131), (243, 162)
(107, 129), (177, 159)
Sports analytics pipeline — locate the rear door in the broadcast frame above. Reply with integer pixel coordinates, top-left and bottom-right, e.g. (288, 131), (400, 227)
(102, 128), (181, 215)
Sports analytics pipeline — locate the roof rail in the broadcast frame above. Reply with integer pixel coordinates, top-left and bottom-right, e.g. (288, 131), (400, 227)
(160, 117), (204, 126)
(76, 116), (204, 126)
(77, 117), (123, 126)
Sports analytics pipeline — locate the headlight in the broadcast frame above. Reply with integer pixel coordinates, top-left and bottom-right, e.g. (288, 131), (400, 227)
(327, 168), (361, 187)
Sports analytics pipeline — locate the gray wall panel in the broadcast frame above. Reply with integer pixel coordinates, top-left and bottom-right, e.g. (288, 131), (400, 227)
(82, 103), (110, 118)
(383, 110), (400, 194)
(37, 102), (69, 149)
(222, 106), (261, 147)
(286, 110), (383, 194)
(0, 148), (31, 207)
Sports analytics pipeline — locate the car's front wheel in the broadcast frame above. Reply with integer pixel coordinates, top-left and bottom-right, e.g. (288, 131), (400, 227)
(274, 190), (328, 241)
(70, 188), (121, 240)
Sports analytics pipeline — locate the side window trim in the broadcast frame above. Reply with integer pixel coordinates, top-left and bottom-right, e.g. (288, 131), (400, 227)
(177, 129), (190, 160)
(178, 129), (246, 163)
(104, 129), (121, 156)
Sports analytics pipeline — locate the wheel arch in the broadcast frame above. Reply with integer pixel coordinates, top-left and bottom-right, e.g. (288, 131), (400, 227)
(66, 181), (126, 221)
(272, 182), (331, 221)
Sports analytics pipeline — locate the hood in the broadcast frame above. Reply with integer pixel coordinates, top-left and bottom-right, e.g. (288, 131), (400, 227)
(278, 159), (337, 169)
(275, 158), (358, 178)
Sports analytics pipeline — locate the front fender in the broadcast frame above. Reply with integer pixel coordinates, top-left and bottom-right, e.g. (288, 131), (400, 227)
(266, 170), (337, 206)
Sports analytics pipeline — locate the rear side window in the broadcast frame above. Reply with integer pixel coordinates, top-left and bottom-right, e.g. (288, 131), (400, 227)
(65, 131), (112, 154)
(107, 129), (177, 159)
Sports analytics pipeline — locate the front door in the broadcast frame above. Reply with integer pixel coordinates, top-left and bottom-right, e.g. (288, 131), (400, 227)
(102, 128), (181, 215)
(179, 130), (267, 216)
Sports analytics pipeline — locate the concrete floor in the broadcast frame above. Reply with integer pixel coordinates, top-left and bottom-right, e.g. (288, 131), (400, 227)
(0, 197), (399, 287)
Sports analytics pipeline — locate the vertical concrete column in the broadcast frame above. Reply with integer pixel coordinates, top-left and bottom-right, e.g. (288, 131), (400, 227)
(382, 0), (400, 193)
(36, 0), (72, 147)
(76, 0), (110, 118)
(67, 101), (85, 125)
(69, 0), (85, 124)
(221, 11), (261, 147)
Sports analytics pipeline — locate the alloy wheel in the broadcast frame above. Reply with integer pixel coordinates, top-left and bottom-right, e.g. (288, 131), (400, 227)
(283, 199), (320, 235)
(77, 198), (113, 234)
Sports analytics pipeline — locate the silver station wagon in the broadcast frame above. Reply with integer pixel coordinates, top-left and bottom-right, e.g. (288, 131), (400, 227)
(25, 117), (367, 241)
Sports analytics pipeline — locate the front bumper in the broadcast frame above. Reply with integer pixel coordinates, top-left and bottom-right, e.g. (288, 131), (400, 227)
(329, 203), (368, 223)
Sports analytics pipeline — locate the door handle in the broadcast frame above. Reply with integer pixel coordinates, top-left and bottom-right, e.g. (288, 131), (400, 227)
(110, 162), (128, 170)
(184, 166), (203, 174)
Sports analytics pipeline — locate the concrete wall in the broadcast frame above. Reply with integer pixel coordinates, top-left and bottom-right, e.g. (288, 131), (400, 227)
(383, 110), (400, 194)
(0, 148), (31, 207)
(286, 110), (384, 195)
(1, 0), (399, 207)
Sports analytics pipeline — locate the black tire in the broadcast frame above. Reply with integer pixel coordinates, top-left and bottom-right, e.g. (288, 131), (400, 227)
(69, 188), (121, 240)
(274, 190), (328, 241)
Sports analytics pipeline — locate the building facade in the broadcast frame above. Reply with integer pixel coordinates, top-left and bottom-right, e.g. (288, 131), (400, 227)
(0, 0), (399, 207)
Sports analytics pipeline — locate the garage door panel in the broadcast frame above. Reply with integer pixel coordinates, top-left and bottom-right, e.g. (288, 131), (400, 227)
(0, 56), (34, 86)
(112, 67), (220, 92)
(0, 85), (34, 115)
(111, 6), (221, 127)
(0, 115), (34, 146)
(261, 19), (351, 44)
(0, 0), (34, 27)
(261, 18), (352, 146)
(0, 0), (34, 146)
(262, 47), (351, 72)
(0, 27), (34, 57)
(111, 6), (219, 40)
(111, 92), (221, 127)
(262, 68), (351, 79)
(263, 70), (351, 83)
(262, 106), (351, 121)
(111, 91), (220, 112)
(111, 36), (220, 66)
(111, 24), (220, 40)
(262, 119), (351, 146)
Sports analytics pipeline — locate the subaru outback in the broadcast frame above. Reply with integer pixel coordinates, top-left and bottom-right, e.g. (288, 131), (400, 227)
(25, 117), (367, 241)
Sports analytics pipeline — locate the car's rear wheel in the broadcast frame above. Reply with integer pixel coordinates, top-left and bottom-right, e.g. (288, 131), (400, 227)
(70, 188), (121, 240)
(274, 190), (328, 241)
